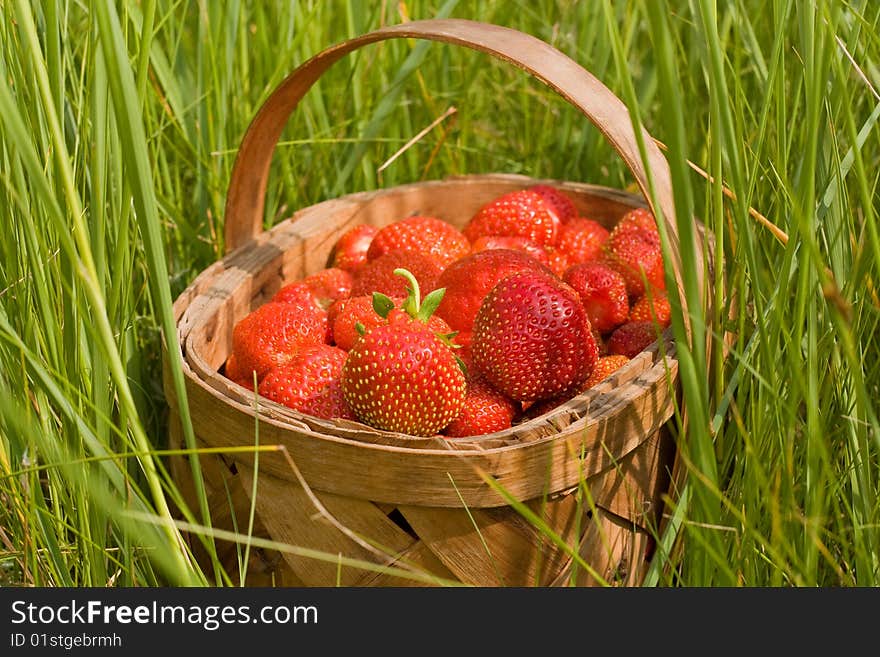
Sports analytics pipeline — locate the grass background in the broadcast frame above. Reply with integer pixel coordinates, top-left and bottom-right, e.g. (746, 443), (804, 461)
(0, 0), (878, 587)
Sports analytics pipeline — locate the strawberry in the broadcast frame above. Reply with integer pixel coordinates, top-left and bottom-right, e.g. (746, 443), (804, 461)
(329, 295), (401, 351)
(528, 184), (578, 224)
(520, 354), (630, 419)
(443, 377), (519, 438)
(258, 344), (355, 420)
(303, 267), (353, 305)
(231, 301), (328, 381)
(272, 277), (340, 343)
(367, 215), (470, 268)
(331, 293), (455, 352)
(454, 330), (473, 355)
(472, 271), (599, 402)
(563, 262), (630, 334)
(469, 235), (550, 266)
(435, 248), (552, 334)
(614, 207), (660, 246)
(557, 217), (609, 265)
(341, 269), (466, 436)
(223, 353), (253, 389)
(581, 355), (630, 389)
(629, 290), (672, 328)
(543, 246), (571, 278)
(606, 321), (661, 359)
(604, 209), (666, 297)
(272, 281), (321, 309)
(331, 224), (378, 272)
(350, 249), (443, 298)
(462, 190), (561, 247)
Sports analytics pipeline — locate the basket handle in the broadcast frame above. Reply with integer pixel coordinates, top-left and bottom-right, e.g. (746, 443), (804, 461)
(223, 18), (686, 302)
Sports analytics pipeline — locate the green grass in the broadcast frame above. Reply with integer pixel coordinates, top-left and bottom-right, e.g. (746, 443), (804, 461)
(0, 0), (878, 587)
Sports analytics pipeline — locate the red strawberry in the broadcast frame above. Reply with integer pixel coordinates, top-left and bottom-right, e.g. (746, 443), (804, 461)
(462, 190), (561, 247)
(581, 354), (630, 389)
(330, 295), (401, 351)
(604, 209), (666, 297)
(331, 224), (378, 272)
(603, 232), (666, 297)
(350, 249), (443, 298)
(435, 249), (552, 334)
(557, 217), (609, 265)
(258, 344), (355, 420)
(367, 215), (470, 268)
(443, 377), (519, 438)
(521, 354), (630, 419)
(231, 301), (328, 381)
(454, 330), (473, 354)
(341, 270), (466, 436)
(563, 262), (630, 334)
(303, 267), (353, 306)
(272, 281), (323, 311)
(223, 353), (253, 389)
(614, 208), (661, 246)
(543, 246), (571, 278)
(273, 277), (340, 342)
(470, 235), (550, 266)
(606, 321), (661, 359)
(528, 184), (578, 224)
(472, 271), (599, 402)
(629, 291), (672, 328)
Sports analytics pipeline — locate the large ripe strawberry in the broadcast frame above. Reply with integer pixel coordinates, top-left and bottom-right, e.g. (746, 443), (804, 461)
(231, 300), (328, 381)
(350, 249), (443, 298)
(606, 320), (661, 359)
(470, 235), (550, 266)
(528, 184), (578, 224)
(629, 290), (672, 328)
(367, 215), (470, 268)
(520, 354), (630, 419)
(557, 217), (609, 265)
(331, 224), (378, 272)
(258, 344), (355, 420)
(341, 269), (466, 436)
(604, 208), (666, 296)
(472, 271), (598, 402)
(462, 189), (561, 247)
(435, 248), (552, 334)
(563, 261), (630, 334)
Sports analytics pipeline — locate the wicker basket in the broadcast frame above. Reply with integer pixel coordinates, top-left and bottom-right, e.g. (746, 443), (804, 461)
(164, 19), (704, 587)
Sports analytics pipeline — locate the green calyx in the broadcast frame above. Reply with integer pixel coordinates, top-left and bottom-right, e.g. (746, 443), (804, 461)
(370, 267), (447, 325)
(370, 268), (465, 376)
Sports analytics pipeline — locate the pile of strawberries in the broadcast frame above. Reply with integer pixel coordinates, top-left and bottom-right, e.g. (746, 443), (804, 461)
(223, 185), (671, 438)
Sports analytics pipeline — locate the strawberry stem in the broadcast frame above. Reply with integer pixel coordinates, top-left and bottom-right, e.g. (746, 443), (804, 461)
(392, 267), (446, 324)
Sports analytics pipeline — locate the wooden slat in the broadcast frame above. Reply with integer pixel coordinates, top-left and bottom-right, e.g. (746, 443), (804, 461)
(550, 508), (653, 587)
(236, 467), (417, 586)
(398, 494), (581, 586)
(353, 541), (459, 587)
